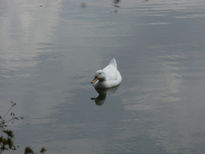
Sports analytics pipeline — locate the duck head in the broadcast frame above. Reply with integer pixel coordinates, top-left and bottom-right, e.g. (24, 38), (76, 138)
(91, 70), (106, 84)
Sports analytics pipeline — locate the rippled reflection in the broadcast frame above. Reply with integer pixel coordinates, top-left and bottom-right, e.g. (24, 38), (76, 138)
(91, 88), (106, 106)
(113, 0), (120, 8)
(91, 86), (119, 106)
(1, 0), (205, 153)
(0, 0), (62, 79)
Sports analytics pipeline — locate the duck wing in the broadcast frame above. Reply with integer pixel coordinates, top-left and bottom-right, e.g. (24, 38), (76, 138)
(103, 60), (118, 81)
(109, 58), (117, 68)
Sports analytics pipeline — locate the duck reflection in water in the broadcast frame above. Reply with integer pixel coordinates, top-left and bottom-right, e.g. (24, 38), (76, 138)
(91, 86), (119, 106)
(113, 0), (120, 8)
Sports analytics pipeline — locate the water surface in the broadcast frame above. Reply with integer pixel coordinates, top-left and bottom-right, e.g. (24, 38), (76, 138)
(1, 0), (205, 153)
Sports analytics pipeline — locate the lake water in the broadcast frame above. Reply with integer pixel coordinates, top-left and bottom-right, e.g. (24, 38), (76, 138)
(1, 0), (205, 153)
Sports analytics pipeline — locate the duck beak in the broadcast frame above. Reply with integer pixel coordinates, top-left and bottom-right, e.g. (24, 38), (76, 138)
(91, 77), (99, 84)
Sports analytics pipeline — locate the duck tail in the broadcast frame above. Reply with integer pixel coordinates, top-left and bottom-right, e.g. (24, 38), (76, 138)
(109, 58), (117, 68)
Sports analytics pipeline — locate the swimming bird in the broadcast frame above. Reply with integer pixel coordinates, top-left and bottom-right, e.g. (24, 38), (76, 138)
(91, 58), (122, 89)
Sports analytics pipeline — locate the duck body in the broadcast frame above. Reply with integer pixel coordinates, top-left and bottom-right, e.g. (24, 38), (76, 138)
(91, 58), (122, 89)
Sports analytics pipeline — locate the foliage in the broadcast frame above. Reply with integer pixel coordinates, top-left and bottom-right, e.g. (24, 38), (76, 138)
(24, 146), (47, 154)
(0, 101), (47, 154)
(0, 101), (21, 152)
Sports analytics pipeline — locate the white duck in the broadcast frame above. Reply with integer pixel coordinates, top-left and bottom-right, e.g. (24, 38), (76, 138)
(91, 58), (122, 89)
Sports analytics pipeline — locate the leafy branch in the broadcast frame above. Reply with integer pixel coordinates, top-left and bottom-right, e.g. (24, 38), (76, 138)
(0, 101), (47, 154)
(0, 101), (20, 152)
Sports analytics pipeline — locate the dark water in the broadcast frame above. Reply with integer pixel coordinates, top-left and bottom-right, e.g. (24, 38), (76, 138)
(1, 0), (205, 153)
